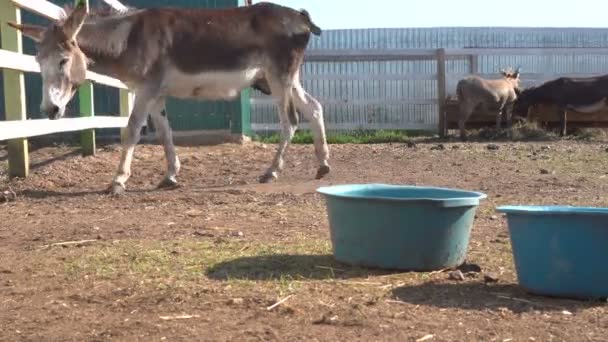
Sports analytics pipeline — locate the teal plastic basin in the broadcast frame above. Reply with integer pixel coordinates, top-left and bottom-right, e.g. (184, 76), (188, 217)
(497, 205), (608, 299)
(317, 184), (487, 271)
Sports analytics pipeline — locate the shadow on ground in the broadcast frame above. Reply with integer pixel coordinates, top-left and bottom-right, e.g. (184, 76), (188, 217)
(206, 254), (389, 281)
(391, 282), (606, 313)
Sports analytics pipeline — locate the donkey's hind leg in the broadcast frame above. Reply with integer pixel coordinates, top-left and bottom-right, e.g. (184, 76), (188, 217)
(292, 81), (330, 179)
(149, 98), (181, 189)
(259, 78), (298, 184)
(459, 101), (474, 141)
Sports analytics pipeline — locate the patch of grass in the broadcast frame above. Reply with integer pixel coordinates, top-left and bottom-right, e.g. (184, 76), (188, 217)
(468, 121), (557, 141)
(571, 128), (608, 141)
(61, 239), (375, 285)
(252, 129), (433, 145)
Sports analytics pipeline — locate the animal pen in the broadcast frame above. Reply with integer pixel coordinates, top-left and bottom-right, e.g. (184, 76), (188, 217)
(252, 47), (608, 135)
(4, 1), (608, 181)
(0, 0), (133, 179)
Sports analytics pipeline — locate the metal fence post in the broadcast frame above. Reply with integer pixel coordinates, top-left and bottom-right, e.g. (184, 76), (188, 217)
(436, 48), (447, 137)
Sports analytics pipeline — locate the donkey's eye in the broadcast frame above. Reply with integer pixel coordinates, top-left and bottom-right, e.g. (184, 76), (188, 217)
(59, 59), (69, 68)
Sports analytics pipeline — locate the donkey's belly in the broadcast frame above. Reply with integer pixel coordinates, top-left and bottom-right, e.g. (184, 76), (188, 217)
(567, 98), (608, 113)
(164, 68), (262, 100)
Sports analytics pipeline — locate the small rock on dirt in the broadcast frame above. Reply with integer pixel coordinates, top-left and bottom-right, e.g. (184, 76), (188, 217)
(539, 169), (554, 175)
(448, 270), (465, 281)
(0, 187), (16, 203)
(486, 144), (500, 151)
(452, 145), (460, 150)
(490, 215), (499, 221)
(229, 298), (244, 305)
(406, 141), (417, 148)
(430, 144), (445, 151)
(465, 272), (480, 278)
(186, 209), (204, 217)
(194, 230), (214, 238)
(231, 231), (244, 238)
(484, 273), (500, 283)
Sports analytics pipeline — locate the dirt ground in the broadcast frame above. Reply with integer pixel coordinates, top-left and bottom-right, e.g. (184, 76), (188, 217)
(1, 139), (608, 341)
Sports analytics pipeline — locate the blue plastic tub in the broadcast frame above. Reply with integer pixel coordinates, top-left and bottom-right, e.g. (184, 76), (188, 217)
(317, 184), (487, 271)
(497, 205), (608, 299)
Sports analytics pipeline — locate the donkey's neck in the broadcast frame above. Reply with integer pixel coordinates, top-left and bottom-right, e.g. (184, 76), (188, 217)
(74, 12), (141, 83)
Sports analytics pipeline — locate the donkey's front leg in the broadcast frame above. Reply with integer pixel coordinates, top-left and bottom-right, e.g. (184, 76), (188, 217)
(109, 95), (157, 196)
(149, 98), (180, 189)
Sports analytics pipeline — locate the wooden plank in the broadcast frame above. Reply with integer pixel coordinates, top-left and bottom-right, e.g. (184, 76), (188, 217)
(231, 88), (251, 135)
(447, 47), (608, 56)
(85, 70), (128, 89)
(0, 49), (128, 89)
(77, 0), (95, 156)
(1, 0), (28, 178)
(251, 122), (437, 132)
(119, 89), (134, 143)
(10, 0), (65, 21)
(0, 116), (128, 140)
(79, 80), (95, 155)
(250, 98), (438, 106)
(100, 0), (128, 12)
(469, 55), (479, 74)
(448, 72), (604, 81)
(436, 48), (447, 137)
(301, 73), (437, 81)
(305, 49), (437, 62)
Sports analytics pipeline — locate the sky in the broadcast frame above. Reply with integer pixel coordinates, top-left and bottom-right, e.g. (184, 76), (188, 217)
(254, 0), (608, 30)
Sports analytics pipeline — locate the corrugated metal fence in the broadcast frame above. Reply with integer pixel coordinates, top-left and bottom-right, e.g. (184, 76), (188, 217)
(251, 28), (608, 133)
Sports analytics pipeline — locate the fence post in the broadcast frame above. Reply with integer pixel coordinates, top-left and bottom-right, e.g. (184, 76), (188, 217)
(119, 89), (134, 143)
(469, 54), (479, 74)
(436, 48), (447, 137)
(1, 0), (28, 178)
(76, 0), (95, 156)
(231, 88), (252, 137)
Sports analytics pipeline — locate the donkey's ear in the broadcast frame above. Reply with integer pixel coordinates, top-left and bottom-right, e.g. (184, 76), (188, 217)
(7, 22), (45, 42)
(62, 0), (88, 40)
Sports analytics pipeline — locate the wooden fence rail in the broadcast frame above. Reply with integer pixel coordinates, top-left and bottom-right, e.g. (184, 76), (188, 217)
(0, 0), (133, 179)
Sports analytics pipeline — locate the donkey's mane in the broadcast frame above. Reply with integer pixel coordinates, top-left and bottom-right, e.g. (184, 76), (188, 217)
(61, 4), (142, 58)
(60, 4), (138, 22)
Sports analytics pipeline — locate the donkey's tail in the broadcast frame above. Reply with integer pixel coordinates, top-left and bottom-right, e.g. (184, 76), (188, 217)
(300, 9), (322, 36)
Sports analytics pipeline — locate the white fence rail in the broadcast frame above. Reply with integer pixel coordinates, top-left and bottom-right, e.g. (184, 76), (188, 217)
(1, 0), (132, 179)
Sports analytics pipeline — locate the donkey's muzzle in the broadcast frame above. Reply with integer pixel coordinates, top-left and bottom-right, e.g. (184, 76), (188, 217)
(46, 105), (60, 120)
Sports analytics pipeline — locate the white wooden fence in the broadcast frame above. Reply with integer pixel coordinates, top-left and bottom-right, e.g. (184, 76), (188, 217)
(0, 0), (133, 179)
(251, 47), (608, 134)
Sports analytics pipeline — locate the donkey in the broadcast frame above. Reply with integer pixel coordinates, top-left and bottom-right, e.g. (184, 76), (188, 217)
(8, 1), (330, 195)
(456, 68), (521, 140)
(514, 74), (608, 136)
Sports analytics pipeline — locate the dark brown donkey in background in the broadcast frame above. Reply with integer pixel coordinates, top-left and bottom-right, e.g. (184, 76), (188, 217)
(8, 1), (330, 195)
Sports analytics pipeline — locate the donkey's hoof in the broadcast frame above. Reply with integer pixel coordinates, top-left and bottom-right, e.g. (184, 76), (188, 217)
(157, 177), (180, 190)
(315, 165), (331, 180)
(259, 172), (278, 184)
(107, 182), (126, 197)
